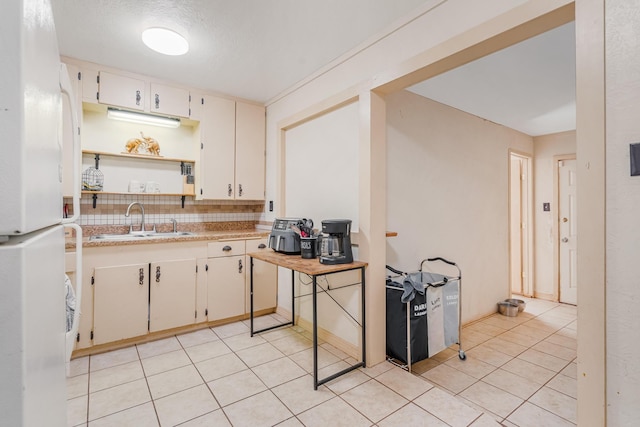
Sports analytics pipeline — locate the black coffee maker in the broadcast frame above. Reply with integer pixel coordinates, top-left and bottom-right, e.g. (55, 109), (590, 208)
(319, 219), (353, 265)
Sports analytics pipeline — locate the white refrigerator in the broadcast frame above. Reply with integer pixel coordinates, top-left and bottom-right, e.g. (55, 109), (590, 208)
(0, 1), (81, 426)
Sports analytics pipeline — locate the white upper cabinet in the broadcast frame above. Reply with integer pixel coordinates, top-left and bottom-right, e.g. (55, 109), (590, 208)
(97, 71), (145, 111)
(235, 102), (266, 200)
(150, 83), (190, 118)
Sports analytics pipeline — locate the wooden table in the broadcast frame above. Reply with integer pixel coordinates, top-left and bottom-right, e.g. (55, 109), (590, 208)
(247, 250), (368, 389)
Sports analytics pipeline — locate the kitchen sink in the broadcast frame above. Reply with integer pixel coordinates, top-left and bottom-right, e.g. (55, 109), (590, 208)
(89, 231), (195, 241)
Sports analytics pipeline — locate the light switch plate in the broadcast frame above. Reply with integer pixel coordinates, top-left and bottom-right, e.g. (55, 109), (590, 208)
(631, 143), (640, 176)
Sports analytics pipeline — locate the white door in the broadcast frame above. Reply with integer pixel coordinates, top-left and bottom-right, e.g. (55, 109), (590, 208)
(509, 153), (532, 295)
(559, 158), (577, 305)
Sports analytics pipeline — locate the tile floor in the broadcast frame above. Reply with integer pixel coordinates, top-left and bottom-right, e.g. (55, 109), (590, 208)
(66, 297), (576, 427)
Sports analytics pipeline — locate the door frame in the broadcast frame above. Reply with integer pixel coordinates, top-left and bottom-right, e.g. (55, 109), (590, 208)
(553, 153), (577, 302)
(508, 150), (534, 297)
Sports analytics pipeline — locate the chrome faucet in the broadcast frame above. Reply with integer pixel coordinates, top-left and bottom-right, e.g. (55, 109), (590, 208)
(125, 202), (145, 233)
(170, 218), (178, 233)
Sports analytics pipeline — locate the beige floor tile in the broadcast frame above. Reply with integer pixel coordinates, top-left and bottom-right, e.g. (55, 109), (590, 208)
(407, 357), (441, 374)
(136, 337), (181, 359)
(455, 396), (503, 424)
(499, 330), (543, 347)
(501, 358), (556, 385)
(430, 347), (459, 362)
(208, 369), (268, 407)
(511, 324), (553, 341)
(271, 375), (336, 415)
(67, 394), (88, 426)
(481, 315), (522, 330)
(140, 349), (191, 377)
(176, 328), (219, 348)
(341, 379), (408, 423)
(67, 373), (89, 399)
(469, 412), (502, 426)
(296, 396), (372, 427)
(320, 342), (350, 360)
(244, 314), (287, 331)
(258, 326), (297, 342)
(375, 366), (433, 400)
(268, 333), (313, 355)
(422, 363), (477, 394)
(461, 329), (493, 347)
(459, 381), (523, 418)
(529, 386), (577, 423)
(222, 333), (267, 352)
(88, 402), (158, 427)
(69, 356), (89, 377)
(533, 340), (577, 361)
(88, 378), (151, 421)
(521, 318), (562, 334)
(464, 321), (508, 337)
(288, 346), (339, 373)
(556, 327), (577, 339)
(90, 347), (139, 372)
(378, 402), (448, 426)
(251, 356), (306, 388)
(546, 332), (577, 348)
(465, 344), (513, 367)
(274, 417), (304, 427)
(146, 365), (203, 400)
(445, 354), (496, 379)
(361, 360), (394, 378)
(482, 368), (542, 400)
(483, 337), (528, 357)
(560, 362), (577, 379)
(321, 362), (371, 395)
(195, 353), (248, 382)
(211, 321), (249, 339)
(176, 409), (231, 427)
(184, 340), (232, 363)
(89, 360), (145, 393)
(517, 348), (570, 372)
(154, 384), (219, 426)
(547, 374), (577, 399)
(414, 387), (482, 427)
(506, 401), (575, 427)
(222, 390), (293, 427)
(235, 342), (286, 367)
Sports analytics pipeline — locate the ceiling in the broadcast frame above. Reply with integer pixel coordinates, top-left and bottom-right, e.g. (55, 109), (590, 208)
(51, 1), (576, 137)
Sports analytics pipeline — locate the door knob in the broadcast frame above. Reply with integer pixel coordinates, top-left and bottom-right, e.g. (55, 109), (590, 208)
(562, 237), (569, 243)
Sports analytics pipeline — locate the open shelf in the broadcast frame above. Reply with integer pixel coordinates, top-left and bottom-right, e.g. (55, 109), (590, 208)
(82, 150), (194, 164)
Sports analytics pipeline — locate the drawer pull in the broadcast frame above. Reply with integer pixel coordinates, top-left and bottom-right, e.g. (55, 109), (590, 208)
(139, 268), (144, 285)
(155, 266), (161, 282)
(222, 245), (232, 252)
(238, 259), (243, 273)
(258, 243), (266, 249)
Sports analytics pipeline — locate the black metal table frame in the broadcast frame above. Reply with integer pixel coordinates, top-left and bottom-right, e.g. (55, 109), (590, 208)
(249, 258), (366, 390)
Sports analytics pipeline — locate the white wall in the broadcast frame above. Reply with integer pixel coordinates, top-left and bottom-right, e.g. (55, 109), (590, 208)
(605, 3), (640, 424)
(386, 90), (533, 323)
(532, 131), (576, 298)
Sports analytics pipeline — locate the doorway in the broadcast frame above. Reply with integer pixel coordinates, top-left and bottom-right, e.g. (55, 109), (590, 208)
(509, 152), (533, 296)
(556, 156), (577, 305)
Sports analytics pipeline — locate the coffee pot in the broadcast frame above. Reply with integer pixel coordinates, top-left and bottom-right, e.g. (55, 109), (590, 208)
(319, 219), (353, 265)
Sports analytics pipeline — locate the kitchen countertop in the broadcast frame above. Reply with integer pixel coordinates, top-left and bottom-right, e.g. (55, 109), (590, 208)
(66, 229), (270, 250)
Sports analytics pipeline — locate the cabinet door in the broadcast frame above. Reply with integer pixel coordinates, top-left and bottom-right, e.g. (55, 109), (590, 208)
(207, 255), (245, 321)
(200, 96), (236, 199)
(245, 239), (277, 313)
(62, 63), (82, 198)
(98, 71), (145, 111)
(150, 83), (190, 118)
(196, 258), (208, 323)
(93, 263), (148, 345)
(235, 102), (265, 200)
(149, 259), (196, 332)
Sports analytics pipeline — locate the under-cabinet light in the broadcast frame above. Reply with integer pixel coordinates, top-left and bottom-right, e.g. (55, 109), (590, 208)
(107, 108), (181, 128)
(142, 27), (189, 56)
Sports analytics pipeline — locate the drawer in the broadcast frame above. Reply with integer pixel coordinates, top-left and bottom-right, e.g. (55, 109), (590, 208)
(207, 240), (246, 257)
(245, 238), (269, 254)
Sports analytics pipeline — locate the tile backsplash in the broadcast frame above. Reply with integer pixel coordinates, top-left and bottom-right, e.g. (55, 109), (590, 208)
(63, 194), (265, 227)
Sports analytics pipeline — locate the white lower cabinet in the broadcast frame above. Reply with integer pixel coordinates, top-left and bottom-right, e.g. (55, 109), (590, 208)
(93, 263), (149, 345)
(149, 259), (197, 332)
(206, 241), (246, 322)
(245, 239), (277, 313)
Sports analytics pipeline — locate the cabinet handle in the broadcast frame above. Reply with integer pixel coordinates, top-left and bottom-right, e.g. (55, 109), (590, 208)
(155, 265), (161, 282)
(238, 259), (243, 273)
(155, 93), (160, 109)
(258, 243), (266, 249)
(222, 245), (232, 252)
(139, 267), (144, 285)
(136, 90), (141, 106)
(228, 184), (233, 197)
(238, 184), (243, 197)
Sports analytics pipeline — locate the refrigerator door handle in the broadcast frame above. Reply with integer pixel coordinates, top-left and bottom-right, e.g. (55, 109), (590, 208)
(59, 63), (81, 225)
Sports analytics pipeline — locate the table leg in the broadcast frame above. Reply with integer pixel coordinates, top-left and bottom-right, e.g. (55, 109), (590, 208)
(250, 256), (254, 336)
(313, 274), (318, 390)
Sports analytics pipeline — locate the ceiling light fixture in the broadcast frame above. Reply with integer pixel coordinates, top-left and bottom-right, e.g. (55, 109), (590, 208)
(107, 107), (181, 128)
(142, 27), (189, 56)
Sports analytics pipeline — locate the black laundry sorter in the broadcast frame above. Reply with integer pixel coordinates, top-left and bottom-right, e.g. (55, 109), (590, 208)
(386, 257), (465, 372)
